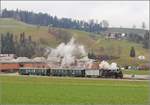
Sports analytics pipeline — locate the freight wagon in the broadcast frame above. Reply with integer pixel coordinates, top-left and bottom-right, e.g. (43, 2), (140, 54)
(19, 67), (123, 79)
(85, 69), (100, 77)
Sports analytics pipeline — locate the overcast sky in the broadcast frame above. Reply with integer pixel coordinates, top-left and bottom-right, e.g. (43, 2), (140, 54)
(1, 1), (149, 29)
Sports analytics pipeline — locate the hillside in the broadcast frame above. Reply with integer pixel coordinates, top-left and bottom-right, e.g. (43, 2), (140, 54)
(0, 18), (98, 47)
(0, 18), (150, 66)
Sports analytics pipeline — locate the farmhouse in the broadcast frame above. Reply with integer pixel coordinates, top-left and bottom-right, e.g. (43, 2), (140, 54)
(106, 32), (127, 40)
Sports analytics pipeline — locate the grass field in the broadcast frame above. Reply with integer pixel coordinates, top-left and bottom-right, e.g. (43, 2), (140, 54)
(0, 76), (149, 105)
(123, 70), (150, 75)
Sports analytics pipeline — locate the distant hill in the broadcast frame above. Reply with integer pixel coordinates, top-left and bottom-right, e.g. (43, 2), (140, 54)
(0, 18), (150, 66)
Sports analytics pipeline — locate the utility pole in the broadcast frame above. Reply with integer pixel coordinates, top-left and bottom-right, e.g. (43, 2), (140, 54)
(0, 0), (1, 17)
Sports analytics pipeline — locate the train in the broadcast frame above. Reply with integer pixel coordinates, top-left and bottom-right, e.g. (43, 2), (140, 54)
(19, 67), (123, 79)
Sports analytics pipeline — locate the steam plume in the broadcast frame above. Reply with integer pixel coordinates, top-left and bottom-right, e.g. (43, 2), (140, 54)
(47, 37), (87, 67)
(99, 60), (118, 70)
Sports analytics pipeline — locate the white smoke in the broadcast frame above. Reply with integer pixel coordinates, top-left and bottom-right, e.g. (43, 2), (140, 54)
(61, 54), (75, 67)
(46, 37), (119, 69)
(47, 37), (87, 67)
(99, 61), (110, 69)
(85, 59), (95, 69)
(99, 60), (118, 70)
(109, 63), (118, 70)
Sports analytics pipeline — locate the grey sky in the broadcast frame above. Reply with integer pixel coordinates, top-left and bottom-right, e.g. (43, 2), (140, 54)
(1, 1), (149, 29)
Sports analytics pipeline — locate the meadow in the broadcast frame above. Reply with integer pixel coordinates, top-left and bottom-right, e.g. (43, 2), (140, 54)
(122, 70), (150, 75)
(0, 76), (149, 105)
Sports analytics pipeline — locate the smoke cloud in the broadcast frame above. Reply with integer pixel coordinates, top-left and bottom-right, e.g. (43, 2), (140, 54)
(99, 60), (118, 70)
(47, 37), (87, 67)
(47, 37), (119, 69)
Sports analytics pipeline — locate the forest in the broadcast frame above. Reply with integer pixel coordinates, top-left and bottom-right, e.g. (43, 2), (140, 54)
(1, 32), (45, 58)
(1, 9), (109, 33)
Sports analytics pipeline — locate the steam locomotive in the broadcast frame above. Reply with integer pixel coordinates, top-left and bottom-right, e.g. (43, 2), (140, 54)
(19, 67), (123, 79)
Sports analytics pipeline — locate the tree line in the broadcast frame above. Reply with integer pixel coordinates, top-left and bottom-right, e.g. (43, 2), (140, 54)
(0, 32), (45, 58)
(1, 9), (109, 33)
(143, 31), (150, 49)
